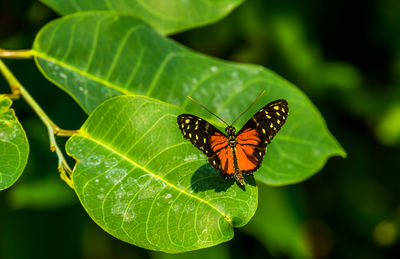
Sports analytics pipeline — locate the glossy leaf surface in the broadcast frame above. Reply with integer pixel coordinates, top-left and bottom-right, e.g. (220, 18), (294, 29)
(40, 0), (244, 35)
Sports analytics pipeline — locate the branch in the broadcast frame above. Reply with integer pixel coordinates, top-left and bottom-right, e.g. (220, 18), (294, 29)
(0, 58), (78, 188)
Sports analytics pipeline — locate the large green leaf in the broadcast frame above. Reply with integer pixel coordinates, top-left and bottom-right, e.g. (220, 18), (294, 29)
(0, 96), (29, 190)
(40, 0), (244, 35)
(66, 95), (257, 253)
(32, 12), (345, 185)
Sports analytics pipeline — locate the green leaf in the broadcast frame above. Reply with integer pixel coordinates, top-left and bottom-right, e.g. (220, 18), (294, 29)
(40, 0), (244, 35)
(33, 12), (345, 185)
(0, 96), (29, 190)
(66, 95), (257, 253)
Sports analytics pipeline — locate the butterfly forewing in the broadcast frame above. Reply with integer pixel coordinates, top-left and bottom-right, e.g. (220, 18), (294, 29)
(235, 99), (288, 174)
(238, 99), (288, 144)
(177, 114), (226, 155)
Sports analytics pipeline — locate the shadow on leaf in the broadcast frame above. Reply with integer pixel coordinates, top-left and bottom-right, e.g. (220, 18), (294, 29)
(190, 164), (257, 193)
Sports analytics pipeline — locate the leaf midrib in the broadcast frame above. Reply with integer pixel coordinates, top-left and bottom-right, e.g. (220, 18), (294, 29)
(32, 50), (132, 95)
(76, 131), (233, 225)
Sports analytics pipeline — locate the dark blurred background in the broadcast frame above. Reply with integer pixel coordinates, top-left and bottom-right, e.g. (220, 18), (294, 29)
(1, 0), (400, 258)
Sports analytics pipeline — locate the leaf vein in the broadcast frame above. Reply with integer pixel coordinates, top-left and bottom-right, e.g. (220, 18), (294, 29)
(166, 191), (185, 248)
(84, 16), (109, 71)
(105, 26), (146, 80)
(144, 184), (166, 248)
(128, 113), (176, 151)
(32, 51), (132, 95)
(146, 52), (182, 96)
(143, 142), (191, 167)
(124, 49), (145, 88)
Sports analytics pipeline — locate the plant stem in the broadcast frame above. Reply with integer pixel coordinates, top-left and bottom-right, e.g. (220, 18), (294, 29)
(0, 59), (76, 188)
(0, 49), (32, 59)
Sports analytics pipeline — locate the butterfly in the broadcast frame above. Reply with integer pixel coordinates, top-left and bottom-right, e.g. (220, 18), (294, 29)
(177, 92), (288, 185)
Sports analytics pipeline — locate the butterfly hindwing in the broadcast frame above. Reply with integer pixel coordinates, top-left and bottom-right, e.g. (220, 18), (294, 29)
(235, 128), (265, 174)
(235, 99), (288, 174)
(208, 144), (235, 177)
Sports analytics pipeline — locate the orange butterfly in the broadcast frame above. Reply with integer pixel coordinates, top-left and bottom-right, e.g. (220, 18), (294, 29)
(177, 92), (288, 185)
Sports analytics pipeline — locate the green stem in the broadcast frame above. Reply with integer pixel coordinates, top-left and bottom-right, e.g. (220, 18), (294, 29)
(0, 49), (32, 59)
(0, 58), (75, 188)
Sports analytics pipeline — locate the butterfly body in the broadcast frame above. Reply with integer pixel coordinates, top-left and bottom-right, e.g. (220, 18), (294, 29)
(177, 99), (288, 185)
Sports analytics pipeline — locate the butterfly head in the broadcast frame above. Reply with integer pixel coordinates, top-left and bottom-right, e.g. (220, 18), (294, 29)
(225, 126), (236, 137)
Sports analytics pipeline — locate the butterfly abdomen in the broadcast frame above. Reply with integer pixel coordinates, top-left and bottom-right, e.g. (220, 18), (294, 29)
(231, 148), (245, 185)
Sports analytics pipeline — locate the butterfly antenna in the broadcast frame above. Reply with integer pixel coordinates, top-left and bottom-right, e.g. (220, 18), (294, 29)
(187, 96), (230, 126)
(231, 90), (265, 125)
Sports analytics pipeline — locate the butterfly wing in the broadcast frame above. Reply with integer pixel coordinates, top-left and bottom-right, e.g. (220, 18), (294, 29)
(235, 99), (288, 174)
(177, 114), (233, 175)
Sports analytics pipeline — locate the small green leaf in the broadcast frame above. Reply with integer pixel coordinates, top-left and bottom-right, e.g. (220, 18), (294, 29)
(33, 12), (346, 185)
(66, 95), (257, 253)
(0, 96), (29, 191)
(40, 0), (244, 35)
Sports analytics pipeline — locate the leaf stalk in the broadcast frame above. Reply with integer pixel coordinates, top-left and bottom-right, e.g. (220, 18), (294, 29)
(0, 48), (33, 59)
(0, 58), (76, 188)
